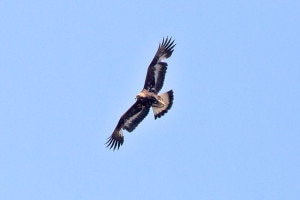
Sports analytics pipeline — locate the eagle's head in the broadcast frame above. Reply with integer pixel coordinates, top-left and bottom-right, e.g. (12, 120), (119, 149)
(136, 91), (146, 99)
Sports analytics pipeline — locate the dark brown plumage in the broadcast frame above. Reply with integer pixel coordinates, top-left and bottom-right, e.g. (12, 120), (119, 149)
(106, 37), (175, 150)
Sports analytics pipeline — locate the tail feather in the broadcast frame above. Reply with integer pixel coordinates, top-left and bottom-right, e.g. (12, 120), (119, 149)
(152, 90), (174, 119)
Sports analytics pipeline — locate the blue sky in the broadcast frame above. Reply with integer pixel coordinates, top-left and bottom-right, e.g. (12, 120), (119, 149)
(1, 1), (299, 199)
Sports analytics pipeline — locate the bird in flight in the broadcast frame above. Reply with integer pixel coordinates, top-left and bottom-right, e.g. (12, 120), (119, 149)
(106, 37), (176, 150)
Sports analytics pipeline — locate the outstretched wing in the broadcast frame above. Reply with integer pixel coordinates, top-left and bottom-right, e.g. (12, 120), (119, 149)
(143, 37), (175, 93)
(122, 101), (150, 132)
(106, 99), (150, 150)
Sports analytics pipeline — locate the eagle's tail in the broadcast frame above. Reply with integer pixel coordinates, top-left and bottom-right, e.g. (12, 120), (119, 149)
(152, 90), (174, 119)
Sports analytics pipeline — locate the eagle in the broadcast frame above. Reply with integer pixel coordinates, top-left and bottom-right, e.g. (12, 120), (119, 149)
(106, 37), (175, 150)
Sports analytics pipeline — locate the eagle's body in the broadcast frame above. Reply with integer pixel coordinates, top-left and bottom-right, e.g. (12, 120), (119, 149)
(106, 37), (175, 150)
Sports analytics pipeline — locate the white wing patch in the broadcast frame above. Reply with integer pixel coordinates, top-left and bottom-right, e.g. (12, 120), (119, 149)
(153, 64), (163, 87)
(123, 106), (150, 132)
(123, 110), (143, 130)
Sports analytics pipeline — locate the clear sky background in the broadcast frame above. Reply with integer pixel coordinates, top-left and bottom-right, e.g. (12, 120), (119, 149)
(1, 1), (299, 199)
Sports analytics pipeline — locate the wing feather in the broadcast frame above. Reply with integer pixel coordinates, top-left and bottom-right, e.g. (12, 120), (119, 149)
(106, 129), (123, 151)
(144, 37), (175, 93)
(123, 103), (150, 132)
(106, 99), (150, 150)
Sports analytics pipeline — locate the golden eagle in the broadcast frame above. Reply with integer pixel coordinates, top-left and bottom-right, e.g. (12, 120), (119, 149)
(106, 37), (175, 150)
